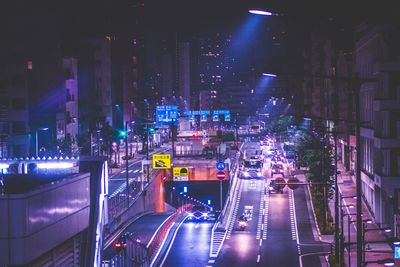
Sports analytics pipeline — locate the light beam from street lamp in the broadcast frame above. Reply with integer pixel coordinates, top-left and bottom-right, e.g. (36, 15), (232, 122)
(262, 72), (277, 77)
(249, 9), (273, 16)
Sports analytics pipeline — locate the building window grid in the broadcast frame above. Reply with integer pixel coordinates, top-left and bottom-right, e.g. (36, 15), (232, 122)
(361, 137), (374, 175)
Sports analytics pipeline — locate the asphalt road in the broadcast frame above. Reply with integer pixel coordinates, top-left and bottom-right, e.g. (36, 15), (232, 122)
(161, 220), (214, 267)
(102, 212), (171, 260)
(214, 141), (325, 267)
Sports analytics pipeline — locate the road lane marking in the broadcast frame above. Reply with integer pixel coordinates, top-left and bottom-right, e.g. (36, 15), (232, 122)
(158, 215), (189, 267)
(208, 259), (215, 263)
(134, 169), (140, 173)
(257, 254), (260, 263)
(259, 239), (262, 246)
(147, 213), (175, 249)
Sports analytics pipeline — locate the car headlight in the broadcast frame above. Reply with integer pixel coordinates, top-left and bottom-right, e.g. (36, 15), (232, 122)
(243, 171), (250, 177)
(202, 213), (208, 217)
(257, 172), (262, 176)
(188, 212), (193, 216)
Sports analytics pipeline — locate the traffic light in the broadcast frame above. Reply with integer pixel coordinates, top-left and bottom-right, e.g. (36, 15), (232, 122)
(148, 127), (155, 133)
(118, 130), (127, 138)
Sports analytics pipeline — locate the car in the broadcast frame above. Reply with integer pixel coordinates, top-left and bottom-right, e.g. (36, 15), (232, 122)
(241, 170), (263, 179)
(268, 180), (277, 193)
(271, 163), (285, 177)
(114, 232), (130, 251)
(269, 179), (284, 194)
(188, 205), (209, 221)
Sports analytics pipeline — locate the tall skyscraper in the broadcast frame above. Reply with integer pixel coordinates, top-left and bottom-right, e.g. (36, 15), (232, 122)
(178, 41), (191, 110)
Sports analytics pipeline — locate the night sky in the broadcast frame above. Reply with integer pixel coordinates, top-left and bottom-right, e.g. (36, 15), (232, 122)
(2, 0), (398, 41)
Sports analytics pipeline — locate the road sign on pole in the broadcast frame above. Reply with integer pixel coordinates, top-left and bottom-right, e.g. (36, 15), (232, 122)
(216, 171), (226, 180)
(216, 161), (226, 171)
(152, 154), (171, 169)
(173, 167), (189, 181)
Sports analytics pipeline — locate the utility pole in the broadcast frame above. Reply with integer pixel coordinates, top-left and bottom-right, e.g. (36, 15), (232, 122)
(171, 119), (175, 157)
(333, 127), (340, 264)
(355, 77), (363, 267)
(125, 121), (129, 207)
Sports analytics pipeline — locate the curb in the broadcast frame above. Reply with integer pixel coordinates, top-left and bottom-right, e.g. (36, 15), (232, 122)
(150, 213), (189, 267)
(306, 184), (331, 266)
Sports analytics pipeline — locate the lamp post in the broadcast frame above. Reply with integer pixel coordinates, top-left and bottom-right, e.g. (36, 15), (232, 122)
(35, 127), (49, 157)
(124, 121), (129, 206)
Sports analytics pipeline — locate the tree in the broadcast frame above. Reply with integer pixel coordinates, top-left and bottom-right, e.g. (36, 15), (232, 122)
(294, 127), (335, 233)
(267, 115), (294, 141)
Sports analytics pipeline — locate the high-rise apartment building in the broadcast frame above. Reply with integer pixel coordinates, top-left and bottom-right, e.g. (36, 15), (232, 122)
(0, 58), (30, 157)
(196, 33), (234, 110)
(78, 38), (113, 134)
(178, 42), (191, 110)
(56, 58), (79, 142)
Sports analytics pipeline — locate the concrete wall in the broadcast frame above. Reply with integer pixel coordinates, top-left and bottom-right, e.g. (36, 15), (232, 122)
(0, 173), (90, 265)
(106, 171), (166, 234)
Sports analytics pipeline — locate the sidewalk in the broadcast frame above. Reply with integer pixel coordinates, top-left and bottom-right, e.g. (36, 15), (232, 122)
(332, 160), (398, 266)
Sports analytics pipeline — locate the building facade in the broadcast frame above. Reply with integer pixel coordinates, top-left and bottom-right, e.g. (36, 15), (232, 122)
(355, 23), (400, 228)
(0, 57), (30, 158)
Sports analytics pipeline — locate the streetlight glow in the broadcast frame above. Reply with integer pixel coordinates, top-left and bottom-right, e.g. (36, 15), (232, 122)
(249, 9), (273, 16)
(262, 72), (277, 77)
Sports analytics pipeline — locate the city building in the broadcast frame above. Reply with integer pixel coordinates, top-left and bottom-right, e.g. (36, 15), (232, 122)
(56, 58), (79, 145)
(222, 84), (253, 123)
(177, 41), (191, 110)
(355, 23), (400, 228)
(78, 37), (113, 134)
(0, 46), (30, 158)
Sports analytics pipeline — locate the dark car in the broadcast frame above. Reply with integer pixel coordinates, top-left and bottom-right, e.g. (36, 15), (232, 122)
(188, 205), (209, 221)
(115, 232), (130, 251)
(269, 179), (284, 194)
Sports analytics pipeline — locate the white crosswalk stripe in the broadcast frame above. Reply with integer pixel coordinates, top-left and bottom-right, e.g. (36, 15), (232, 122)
(289, 189), (297, 241)
(210, 231), (226, 257)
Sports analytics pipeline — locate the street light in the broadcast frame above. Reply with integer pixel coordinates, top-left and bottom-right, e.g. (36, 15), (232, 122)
(36, 127), (49, 157)
(249, 9), (273, 16)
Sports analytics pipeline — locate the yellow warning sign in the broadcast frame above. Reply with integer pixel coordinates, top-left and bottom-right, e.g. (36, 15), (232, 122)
(152, 154), (171, 169)
(173, 167), (189, 181)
